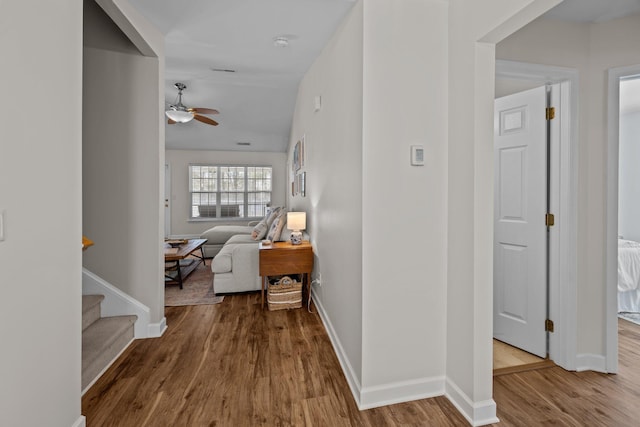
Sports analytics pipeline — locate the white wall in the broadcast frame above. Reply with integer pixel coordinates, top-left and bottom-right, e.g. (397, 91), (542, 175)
(82, 0), (166, 324)
(0, 1), (84, 426)
(496, 12), (640, 362)
(446, 0), (560, 422)
(360, 0), (448, 400)
(619, 110), (640, 242)
(165, 150), (287, 236)
(287, 0), (364, 394)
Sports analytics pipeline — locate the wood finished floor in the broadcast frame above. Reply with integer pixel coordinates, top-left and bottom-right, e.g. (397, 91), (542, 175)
(82, 295), (640, 426)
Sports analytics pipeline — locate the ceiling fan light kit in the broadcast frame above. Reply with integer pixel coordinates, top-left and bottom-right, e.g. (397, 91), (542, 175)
(165, 108), (194, 123)
(166, 82), (219, 126)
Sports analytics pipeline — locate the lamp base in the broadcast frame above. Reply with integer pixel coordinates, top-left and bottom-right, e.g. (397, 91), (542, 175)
(290, 230), (303, 245)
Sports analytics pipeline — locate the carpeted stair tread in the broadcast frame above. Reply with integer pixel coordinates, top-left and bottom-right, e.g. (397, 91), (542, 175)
(82, 295), (105, 331)
(82, 315), (137, 390)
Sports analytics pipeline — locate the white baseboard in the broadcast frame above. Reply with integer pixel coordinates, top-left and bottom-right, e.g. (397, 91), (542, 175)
(445, 378), (498, 427)
(311, 290), (363, 406)
(148, 316), (167, 337)
(360, 376), (445, 410)
(82, 268), (151, 339)
(72, 415), (86, 427)
(575, 353), (607, 373)
(312, 290), (446, 412)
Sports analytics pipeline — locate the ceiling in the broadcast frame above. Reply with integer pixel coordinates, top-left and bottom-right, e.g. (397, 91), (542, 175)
(127, 0), (640, 152)
(543, 0), (640, 23)
(128, 0), (355, 152)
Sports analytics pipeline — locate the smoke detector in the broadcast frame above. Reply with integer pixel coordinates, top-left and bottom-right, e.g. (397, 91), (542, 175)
(273, 36), (289, 48)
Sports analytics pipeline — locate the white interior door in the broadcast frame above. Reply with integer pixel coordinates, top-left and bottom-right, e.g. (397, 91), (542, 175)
(494, 85), (548, 358)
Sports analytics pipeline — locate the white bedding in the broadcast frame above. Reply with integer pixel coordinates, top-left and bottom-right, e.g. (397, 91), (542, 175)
(618, 239), (640, 292)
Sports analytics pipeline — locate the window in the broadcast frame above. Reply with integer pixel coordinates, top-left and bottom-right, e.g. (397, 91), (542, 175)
(189, 165), (272, 219)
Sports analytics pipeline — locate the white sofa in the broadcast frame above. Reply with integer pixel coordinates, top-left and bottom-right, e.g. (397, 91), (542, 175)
(210, 234), (262, 294)
(200, 225), (254, 258)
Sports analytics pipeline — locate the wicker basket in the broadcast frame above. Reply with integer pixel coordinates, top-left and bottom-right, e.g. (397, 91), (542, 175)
(267, 276), (302, 311)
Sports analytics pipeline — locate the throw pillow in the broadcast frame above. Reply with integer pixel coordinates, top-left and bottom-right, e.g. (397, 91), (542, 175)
(266, 210), (287, 241)
(251, 207), (282, 240)
(251, 221), (269, 240)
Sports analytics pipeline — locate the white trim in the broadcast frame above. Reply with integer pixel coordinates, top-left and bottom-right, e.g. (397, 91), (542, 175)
(313, 289), (445, 411)
(606, 64), (640, 373)
(81, 337), (135, 395)
(360, 376), (445, 410)
(165, 163), (171, 238)
(71, 416), (86, 427)
(311, 289), (362, 407)
(148, 316), (167, 338)
(82, 268), (152, 339)
(445, 378), (498, 427)
(495, 60), (579, 370)
(575, 353), (607, 373)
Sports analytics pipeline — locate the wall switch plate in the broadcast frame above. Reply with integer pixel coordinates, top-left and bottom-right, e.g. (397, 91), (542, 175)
(411, 145), (425, 166)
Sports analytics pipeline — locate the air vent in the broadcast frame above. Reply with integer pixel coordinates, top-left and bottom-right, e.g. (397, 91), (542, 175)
(210, 67), (236, 73)
(236, 142), (251, 146)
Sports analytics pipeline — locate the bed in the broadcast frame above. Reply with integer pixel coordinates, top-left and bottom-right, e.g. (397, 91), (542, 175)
(618, 239), (640, 312)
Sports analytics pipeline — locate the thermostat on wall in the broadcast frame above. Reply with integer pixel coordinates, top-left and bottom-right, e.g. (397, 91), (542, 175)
(411, 145), (424, 166)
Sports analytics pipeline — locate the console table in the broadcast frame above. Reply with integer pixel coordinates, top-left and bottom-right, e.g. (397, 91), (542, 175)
(259, 240), (313, 309)
(164, 238), (207, 289)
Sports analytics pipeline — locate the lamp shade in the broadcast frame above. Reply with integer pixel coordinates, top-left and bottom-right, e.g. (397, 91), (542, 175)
(287, 212), (306, 231)
(165, 109), (194, 123)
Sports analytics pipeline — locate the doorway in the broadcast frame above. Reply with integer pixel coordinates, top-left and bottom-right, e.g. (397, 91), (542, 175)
(494, 60), (579, 372)
(609, 69), (640, 368)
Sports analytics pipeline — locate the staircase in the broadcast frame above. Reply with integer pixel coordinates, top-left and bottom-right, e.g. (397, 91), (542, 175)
(82, 294), (137, 391)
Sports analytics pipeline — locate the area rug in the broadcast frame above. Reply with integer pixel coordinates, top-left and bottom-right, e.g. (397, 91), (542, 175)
(619, 312), (640, 326)
(165, 258), (224, 306)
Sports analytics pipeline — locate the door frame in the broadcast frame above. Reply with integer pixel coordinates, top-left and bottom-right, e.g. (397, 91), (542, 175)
(496, 60), (579, 369)
(606, 64), (640, 373)
(164, 163), (171, 238)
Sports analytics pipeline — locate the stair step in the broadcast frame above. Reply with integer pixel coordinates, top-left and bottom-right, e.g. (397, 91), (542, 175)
(82, 315), (137, 390)
(82, 295), (105, 331)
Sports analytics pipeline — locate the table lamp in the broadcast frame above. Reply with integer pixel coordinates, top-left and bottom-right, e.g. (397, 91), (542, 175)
(287, 212), (306, 245)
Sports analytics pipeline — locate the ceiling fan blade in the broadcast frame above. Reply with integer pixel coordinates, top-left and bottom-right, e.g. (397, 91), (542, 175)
(189, 107), (219, 115)
(194, 114), (219, 126)
(167, 118), (177, 124)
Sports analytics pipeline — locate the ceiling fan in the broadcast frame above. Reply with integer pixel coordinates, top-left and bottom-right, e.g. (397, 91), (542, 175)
(165, 82), (219, 126)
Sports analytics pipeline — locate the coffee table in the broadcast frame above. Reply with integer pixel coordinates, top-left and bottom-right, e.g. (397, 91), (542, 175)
(164, 238), (207, 289)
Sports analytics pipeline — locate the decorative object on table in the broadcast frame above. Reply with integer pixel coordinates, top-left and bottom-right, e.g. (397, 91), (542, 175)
(287, 211), (306, 245)
(165, 238), (188, 248)
(267, 275), (302, 311)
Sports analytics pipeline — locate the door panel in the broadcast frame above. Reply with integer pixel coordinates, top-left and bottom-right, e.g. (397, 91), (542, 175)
(494, 85), (547, 358)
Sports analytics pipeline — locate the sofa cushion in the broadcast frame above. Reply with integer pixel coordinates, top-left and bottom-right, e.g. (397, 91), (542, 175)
(211, 244), (233, 273)
(201, 225), (253, 245)
(226, 234), (257, 244)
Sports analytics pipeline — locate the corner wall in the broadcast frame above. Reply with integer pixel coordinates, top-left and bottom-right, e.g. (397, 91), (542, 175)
(287, 0), (365, 396)
(0, 0), (84, 425)
(82, 0), (166, 324)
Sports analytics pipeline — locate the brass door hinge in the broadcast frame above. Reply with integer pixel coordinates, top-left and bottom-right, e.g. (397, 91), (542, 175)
(545, 319), (554, 333)
(546, 107), (555, 120)
(545, 213), (555, 227)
